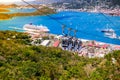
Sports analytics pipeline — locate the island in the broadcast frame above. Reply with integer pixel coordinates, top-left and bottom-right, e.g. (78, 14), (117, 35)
(0, 6), (55, 20)
(0, 8), (10, 12)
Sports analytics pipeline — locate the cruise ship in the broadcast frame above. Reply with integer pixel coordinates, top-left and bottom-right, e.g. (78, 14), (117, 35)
(23, 23), (50, 33)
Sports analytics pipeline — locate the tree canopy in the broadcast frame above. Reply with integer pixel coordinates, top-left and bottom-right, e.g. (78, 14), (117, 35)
(0, 31), (120, 80)
(112, 0), (120, 6)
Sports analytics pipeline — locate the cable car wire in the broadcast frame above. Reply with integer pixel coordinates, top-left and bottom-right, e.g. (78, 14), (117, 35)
(21, 0), (118, 40)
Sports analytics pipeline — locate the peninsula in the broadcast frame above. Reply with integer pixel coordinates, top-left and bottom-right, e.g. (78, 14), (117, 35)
(0, 7), (55, 20)
(0, 8), (10, 12)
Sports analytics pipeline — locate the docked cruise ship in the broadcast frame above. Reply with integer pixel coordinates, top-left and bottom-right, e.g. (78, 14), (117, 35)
(23, 23), (50, 33)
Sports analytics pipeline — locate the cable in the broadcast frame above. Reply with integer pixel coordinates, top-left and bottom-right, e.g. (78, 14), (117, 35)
(21, 0), (64, 25)
(21, 0), (118, 40)
(98, 12), (119, 29)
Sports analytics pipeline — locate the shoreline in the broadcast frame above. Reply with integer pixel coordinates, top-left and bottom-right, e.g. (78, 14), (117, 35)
(28, 31), (120, 58)
(0, 7), (55, 20)
(0, 8), (10, 12)
(1, 7), (120, 20)
(56, 8), (120, 16)
(20, 30), (120, 46)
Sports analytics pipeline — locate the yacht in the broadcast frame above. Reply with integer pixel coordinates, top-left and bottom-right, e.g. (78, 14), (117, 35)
(101, 24), (117, 38)
(101, 24), (115, 33)
(104, 31), (117, 39)
(101, 28), (114, 33)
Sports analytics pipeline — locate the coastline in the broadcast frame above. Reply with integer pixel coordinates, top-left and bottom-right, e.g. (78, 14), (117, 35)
(0, 7), (120, 46)
(0, 7), (55, 20)
(56, 8), (120, 16)
(0, 8), (10, 12)
(1, 7), (120, 20)
(28, 31), (120, 58)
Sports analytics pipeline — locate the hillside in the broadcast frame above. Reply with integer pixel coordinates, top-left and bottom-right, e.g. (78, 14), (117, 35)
(0, 7), (55, 20)
(0, 8), (10, 12)
(52, 0), (120, 9)
(0, 30), (120, 80)
(0, 4), (18, 8)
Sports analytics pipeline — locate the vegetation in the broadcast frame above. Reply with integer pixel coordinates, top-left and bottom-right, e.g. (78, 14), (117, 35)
(0, 8), (10, 12)
(0, 4), (18, 8)
(0, 30), (120, 80)
(0, 13), (12, 20)
(111, 0), (120, 6)
(0, 7), (55, 20)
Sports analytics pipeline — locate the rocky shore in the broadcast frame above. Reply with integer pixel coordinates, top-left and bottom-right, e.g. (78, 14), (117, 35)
(99, 8), (120, 16)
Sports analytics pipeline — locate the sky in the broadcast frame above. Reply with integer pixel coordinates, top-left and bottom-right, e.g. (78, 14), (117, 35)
(0, 0), (62, 4)
(0, 0), (35, 4)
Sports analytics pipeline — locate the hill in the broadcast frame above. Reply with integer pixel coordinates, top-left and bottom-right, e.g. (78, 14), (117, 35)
(0, 30), (120, 80)
(52, 0), (120, 9)
(0, 8), (10, 12)
(0, 7), (55, 20)
(0, 4), (18, 8)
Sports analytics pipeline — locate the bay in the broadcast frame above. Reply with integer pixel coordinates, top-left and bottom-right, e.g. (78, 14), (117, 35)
(0, 9), (120, 45)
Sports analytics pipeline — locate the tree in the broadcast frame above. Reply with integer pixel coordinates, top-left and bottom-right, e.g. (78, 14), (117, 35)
(111, 0), (120, 6)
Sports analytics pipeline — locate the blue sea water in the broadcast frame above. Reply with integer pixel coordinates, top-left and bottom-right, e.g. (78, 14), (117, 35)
(0, 9), (120, 45)
(0, 8), (36, 14)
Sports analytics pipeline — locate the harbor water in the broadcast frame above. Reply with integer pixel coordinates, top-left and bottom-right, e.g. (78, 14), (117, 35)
(0, 9), (120, 45)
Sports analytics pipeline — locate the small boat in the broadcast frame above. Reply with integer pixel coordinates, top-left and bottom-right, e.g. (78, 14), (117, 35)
(101, 24), (114, 33)
(101, 24), (117, 39)
(101, 28), (114, 33)
(104, 32), (117, 39)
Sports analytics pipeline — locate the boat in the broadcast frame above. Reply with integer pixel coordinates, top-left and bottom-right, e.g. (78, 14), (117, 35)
(101, 28), (117, 38)
(101, 24), (115, 33)
(23, 23), (50, 33)
(101, 24), (117, 39)
(104, 31), (117, 39)
(101, 28), (114, 33)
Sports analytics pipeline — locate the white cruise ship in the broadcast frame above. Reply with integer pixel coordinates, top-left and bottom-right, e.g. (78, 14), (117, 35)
(23, 23), (50, 33)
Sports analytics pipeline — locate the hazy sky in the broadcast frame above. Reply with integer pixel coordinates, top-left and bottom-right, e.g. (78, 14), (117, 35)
(0, 0), (35, 4)
(0, 0), (63, 4)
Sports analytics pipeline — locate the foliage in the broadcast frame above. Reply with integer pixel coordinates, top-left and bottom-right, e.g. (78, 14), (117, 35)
(0, 31), (120, 80)
(111, 0), (120, 6)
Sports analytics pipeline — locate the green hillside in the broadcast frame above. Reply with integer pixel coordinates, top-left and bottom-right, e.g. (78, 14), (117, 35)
(0, 31), (120, 80)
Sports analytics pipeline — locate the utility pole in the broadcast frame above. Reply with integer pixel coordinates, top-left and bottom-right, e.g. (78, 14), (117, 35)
(68, 28), (72, 36)
(73, 29), (77, 37)
(62, 25), (65, 35)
